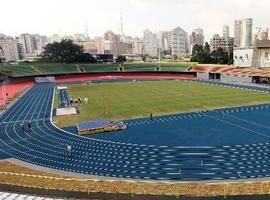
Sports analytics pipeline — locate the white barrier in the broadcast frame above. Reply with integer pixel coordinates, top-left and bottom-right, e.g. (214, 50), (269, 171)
(35, 77), (55, 83)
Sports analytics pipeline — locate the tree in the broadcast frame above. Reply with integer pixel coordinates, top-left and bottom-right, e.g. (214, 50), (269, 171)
(191, 44), (203, 57)
(116, 55), (127, 63)
(40, 39), (85, 63)
(204, 42), (211, 53)
(210, 48), (228, 64)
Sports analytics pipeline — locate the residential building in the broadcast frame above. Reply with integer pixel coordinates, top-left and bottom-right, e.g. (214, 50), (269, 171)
(132, 38), (144, 55)
(49, 34), (62, 43)
(210, 34), (234, 52)
(162, 31), (172, 55)
(0, 34), (20, 62)
(189, 28), (204, 53)
(223, 25), (230, 38)
(74, 40), (98, 54)
(103, 31), (132, 56)
(171, 27), (188, 56)
(143, 29), (159, 57)
(94, 37), (104, 54)
(19, 34), (37, 56)
(234, 18), (253, 49)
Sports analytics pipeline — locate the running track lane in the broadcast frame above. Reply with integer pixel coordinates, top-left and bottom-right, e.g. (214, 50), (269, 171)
(1, 83), (270, 181)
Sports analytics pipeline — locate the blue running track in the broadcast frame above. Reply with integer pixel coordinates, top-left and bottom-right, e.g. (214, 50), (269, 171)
(2, 82), (270, 181)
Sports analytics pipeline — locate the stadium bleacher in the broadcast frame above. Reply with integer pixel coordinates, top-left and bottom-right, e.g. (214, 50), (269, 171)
(36, 64), (79, 74)
(0, 65), (39, 77)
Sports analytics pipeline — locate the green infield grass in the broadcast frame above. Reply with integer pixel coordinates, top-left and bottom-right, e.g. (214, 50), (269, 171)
(53, 80), (270, 127)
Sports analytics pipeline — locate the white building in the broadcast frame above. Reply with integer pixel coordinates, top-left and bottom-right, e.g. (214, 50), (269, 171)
(132, 38), (144, 55)
(171, 27), (188, 56)
(18, 34), (47, 60)
(49, 34), (62, 43)
(223, 25), (230, 38)
(143, 29), (159, 57)
(19, 34), (37, 55)
(234, 18), (253, 49)
(162, 31), (172, 55)
(0, 35), (20, 62)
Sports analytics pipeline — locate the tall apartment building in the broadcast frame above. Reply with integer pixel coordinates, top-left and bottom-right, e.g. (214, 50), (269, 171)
(103, 30), (132, 56)
(0, 34), (20, 62)
(234, 18), (253, 49)
(162, 31), (172, 55)
(143, 29), (159, 57)
(210, 34), (234, 52)
(171, 27), (188, 55)
(18, 34), (47, 60)
(19, 34), (37, 56)
(189, 28), (204, 53)
(132, 38), (144, 55)
(223, 25), (230, 38)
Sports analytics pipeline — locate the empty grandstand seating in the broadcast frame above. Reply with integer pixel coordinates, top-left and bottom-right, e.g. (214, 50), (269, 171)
(0, 65), (39, 77)
(36, 64), (79, 74)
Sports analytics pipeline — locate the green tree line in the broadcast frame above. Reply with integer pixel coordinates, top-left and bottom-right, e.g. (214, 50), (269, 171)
(190, 42), (233, 64)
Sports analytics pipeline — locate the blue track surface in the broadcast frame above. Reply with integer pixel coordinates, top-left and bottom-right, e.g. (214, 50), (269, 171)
(2, 81), (270, 181)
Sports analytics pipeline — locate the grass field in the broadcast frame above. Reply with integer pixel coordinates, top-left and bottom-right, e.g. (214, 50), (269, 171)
(53, 80), (270, 127)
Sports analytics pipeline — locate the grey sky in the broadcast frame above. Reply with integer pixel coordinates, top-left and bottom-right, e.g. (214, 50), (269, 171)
(1, 0), (269, 40)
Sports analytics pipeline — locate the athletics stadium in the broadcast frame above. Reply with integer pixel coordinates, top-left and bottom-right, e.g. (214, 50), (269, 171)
(1, 63), (270, 199)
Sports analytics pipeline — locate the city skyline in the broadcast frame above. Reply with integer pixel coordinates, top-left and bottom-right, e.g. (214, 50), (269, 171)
(1, 0), (270, 41)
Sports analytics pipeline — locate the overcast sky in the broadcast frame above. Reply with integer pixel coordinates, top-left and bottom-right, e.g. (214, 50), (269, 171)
(1, 0), (270, 41)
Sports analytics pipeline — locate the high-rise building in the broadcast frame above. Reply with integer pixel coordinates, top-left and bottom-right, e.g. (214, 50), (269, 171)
(19, 34), (37, 55)
(143, 29), (159, 57)
(223, 25), (230, 38)
(189, 28), (204, 53)
(171, 27), (188, 55)
(210, 34), (234, 52)
(162, 31), (172, 55)
(49, 34), (62, 43)
(0, 34), (20, 62)
(132, 38), (144, 55)
(103, 30), (132, 56)
(234, 18), (253, 49)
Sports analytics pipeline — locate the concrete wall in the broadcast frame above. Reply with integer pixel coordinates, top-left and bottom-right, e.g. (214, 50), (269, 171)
(221, 74), (252, 83)
(197, 71), (209, 80)
(233, 49), (253, 67)
(254, 48), (270, 68)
